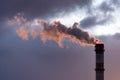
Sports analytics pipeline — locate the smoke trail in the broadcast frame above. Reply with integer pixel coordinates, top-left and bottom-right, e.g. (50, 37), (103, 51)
(7, 14), (101, 47)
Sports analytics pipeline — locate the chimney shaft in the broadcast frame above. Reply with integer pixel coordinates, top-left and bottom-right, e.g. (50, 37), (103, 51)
(95, 44), (105, 80)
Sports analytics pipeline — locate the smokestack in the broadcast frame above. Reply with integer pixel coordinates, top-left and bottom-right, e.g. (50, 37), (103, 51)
(95, 44), (105, 80)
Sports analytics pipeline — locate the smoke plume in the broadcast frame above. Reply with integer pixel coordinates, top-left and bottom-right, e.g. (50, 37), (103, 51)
(7, 14), (101, 47)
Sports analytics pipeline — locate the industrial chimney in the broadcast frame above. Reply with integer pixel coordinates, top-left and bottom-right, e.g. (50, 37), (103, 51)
(95, 44), (105, 80)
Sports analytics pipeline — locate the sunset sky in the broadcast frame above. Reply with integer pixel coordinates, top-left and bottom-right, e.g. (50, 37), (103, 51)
(0, 0), (120, 80)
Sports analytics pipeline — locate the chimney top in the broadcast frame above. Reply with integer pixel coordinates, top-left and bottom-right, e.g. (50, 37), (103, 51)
(95, 44), (104, 51)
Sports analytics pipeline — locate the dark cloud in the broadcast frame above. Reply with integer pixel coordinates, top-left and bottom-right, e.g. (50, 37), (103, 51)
(99, 1), (114, 13)
(80, 15), (111, 28)
(80, 16), (96, 28)
(111, 0), (120, 6)
(0, 0), (92, 20)
(79, 0), (116, 28)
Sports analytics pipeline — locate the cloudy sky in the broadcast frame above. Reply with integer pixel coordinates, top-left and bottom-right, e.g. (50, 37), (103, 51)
(0, 0), (120, 80)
